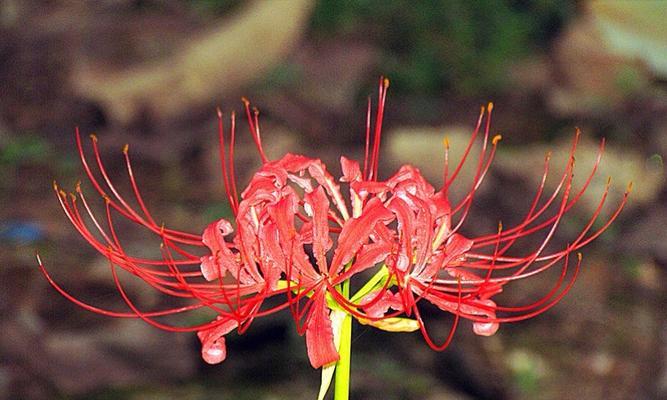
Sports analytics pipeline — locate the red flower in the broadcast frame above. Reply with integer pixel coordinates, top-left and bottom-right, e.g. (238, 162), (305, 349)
(40, 78), (629, 370)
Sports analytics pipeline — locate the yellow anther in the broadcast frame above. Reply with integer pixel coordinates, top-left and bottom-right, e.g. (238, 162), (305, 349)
(89, 134), (98, 142)
(627, 181), (634, 193)
(75, 180), (82, 192)
(577, 252), (583, 262)
(383, 77), (390, 88)
(487, 102), (494, 112)
(492, 134), (502, 145)
(122, 144), (129, 154)
(52, 180), (59, 191)
(241, 97), (250, 106)
(443, 136), (450, 149)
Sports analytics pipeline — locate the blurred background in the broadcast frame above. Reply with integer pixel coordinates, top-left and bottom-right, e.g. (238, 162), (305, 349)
(1, 1), (665, 399)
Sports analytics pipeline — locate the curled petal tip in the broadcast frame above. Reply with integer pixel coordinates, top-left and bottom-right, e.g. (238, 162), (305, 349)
(202, 346), (226, 364)
(473, 321), (499, 336)
(492, 134), (502, 145)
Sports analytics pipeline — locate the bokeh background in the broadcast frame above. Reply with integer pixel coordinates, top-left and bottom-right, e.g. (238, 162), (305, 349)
(1, 1), (665, 399)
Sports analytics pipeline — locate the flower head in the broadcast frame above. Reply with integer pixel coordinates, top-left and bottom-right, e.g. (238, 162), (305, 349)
(41, 78), (629, 370)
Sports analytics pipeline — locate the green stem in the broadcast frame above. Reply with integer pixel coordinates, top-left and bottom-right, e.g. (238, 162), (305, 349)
(350, 265), (388, 303)
(334, 278), (352, 400)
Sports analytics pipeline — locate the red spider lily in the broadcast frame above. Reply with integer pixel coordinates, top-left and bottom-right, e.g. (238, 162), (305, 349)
(40, 77), (629, 371)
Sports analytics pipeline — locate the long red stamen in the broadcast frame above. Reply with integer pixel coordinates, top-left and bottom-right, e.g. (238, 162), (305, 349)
(242, 98), (269, 164)
(363, 97), (372, 179)
(217, 108), (236, 214)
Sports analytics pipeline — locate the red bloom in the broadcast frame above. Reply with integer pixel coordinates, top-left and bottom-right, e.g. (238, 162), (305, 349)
(41, 78), (629, 369)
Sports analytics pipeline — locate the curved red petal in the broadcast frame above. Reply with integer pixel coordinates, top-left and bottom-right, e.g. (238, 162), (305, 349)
(305, 290), (339, 368)
(197, 318), (239, 364)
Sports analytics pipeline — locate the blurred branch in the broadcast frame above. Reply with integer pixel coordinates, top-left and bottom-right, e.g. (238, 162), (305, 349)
(72, 0), (314, 125)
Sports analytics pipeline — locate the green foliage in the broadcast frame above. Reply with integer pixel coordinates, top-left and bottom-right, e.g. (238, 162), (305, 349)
(0, 133), (77, 191)
(311, 0), (576, 96)
(202, 202), (235, 222)
(508, 350), (543, 395)
(188, 0), (243, 16)
(0, 134), (51, 165)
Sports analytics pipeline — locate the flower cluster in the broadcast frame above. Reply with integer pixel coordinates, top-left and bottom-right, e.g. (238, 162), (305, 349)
(41, 78), (628, 370)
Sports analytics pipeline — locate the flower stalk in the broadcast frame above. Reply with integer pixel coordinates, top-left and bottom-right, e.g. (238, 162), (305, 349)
(334, 279), (352, 400)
